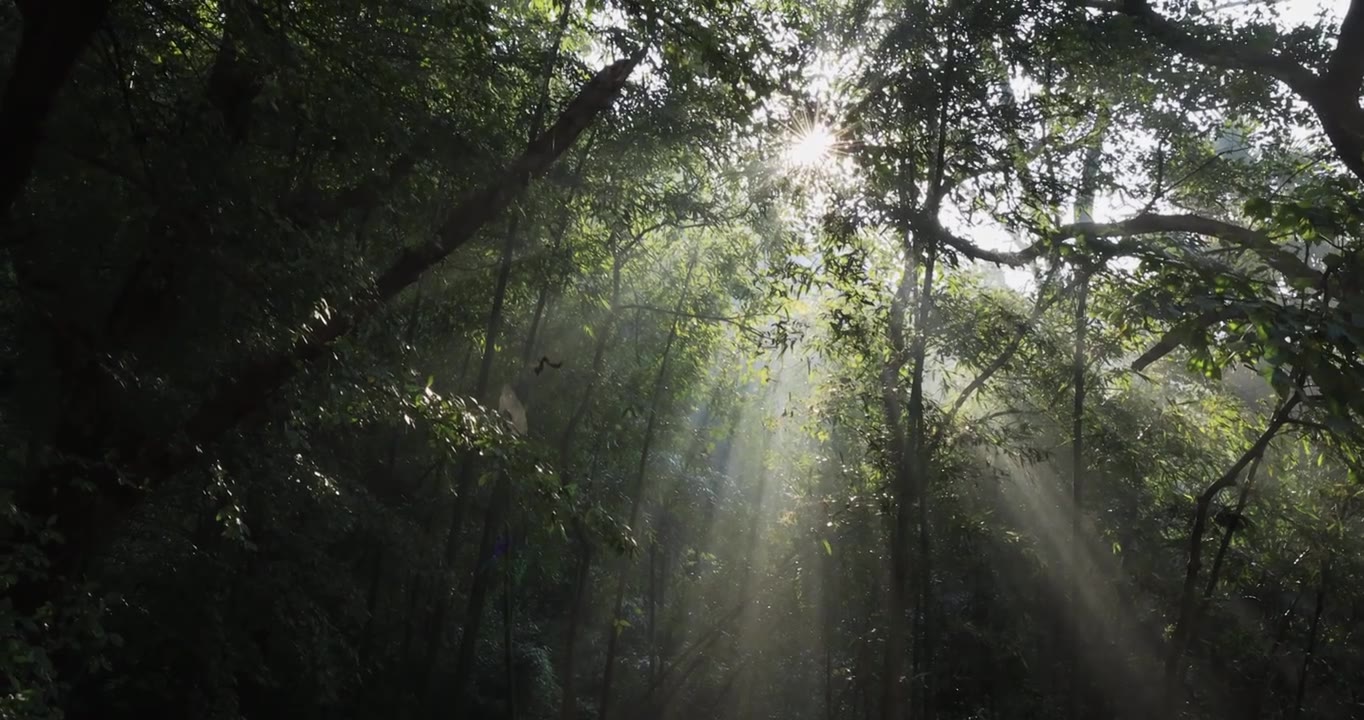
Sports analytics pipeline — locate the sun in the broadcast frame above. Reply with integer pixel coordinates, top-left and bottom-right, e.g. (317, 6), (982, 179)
(784, 122), (836, 169)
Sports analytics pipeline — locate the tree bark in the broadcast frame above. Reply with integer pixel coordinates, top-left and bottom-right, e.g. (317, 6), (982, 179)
(503, 530), (518, 720)
(419, 214), (519, 708)
(172, 48), (643, 461)
(907, 237), (937, 720)
(1068, 273), (1088, 720)
(557, 247), (632, 720)
(647, 540), (659, 687)
(1112, 0), (1364, 184)
(879, 250), (915, 720)
(1163, 393), (1300, 712)
(1293, 571), (1329, 719)
(1248, 588), (1301, 720)
(445, 477), (510, 717)
(11, 48), (645, 618)
(600, 257), (696, 720)
(733, 425), (773, 720)
(0, 0), (111, 220)
(1068, 123), (1102, 720)
(559, 538), (592, 720)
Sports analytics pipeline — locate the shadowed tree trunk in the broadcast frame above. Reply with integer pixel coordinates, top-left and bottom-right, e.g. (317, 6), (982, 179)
(421, 213), (520, 711)
(558, 245), (630, 720)
(1248, 588), (1302, 720)
(600, 256), (696, 720)
(733, 423), (773, 720)
(1068, 271), (1088, 720)
(1293, 567), (1329, 720)
(879, 245), (915, 720)
(1164, 393), (1300, 713)
(1068, 123), (1102, 720)
(10, 48), (646, 625)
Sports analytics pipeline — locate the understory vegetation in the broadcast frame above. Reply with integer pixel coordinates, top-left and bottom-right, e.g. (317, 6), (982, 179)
(3, 0), (1364, 718)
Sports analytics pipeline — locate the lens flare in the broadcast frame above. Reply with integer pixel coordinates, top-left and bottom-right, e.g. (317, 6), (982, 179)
(784, 123), (836, 169)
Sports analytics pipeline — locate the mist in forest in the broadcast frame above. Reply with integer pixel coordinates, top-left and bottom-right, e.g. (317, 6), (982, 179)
(2, 1), (1363, 719)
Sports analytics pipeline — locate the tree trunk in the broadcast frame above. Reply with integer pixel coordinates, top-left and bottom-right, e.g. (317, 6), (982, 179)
(733, 425), (773, 720)
(1293, 571), (1329, 719)
(1201, 455), (1261, 606)
(420, 214), (519, 706)
(558, 253), (625, 464)
(560, 539), (593, 720)
(822, 458), (839, 720)
(879, 251), (915, 720)
(1164, 394), (1299, 712)
(907, 237), (937, 720)
(647, 541), (659, 687)
(402, 571), (426, 672)
(1068, 114), (1103, 720)
(556, 253), (626, 720)
(417, 3), (581, 698)
(600, 258), (695, 720)
(444, 211), (520, 564)
(504, 530), (518, 720)
(446, 477), (510, 717)
(1247, 589), (1301, 720)
(1069, 274), (1088, 720)
(11, 49), (645, 620)
(359, 546), (386, 666)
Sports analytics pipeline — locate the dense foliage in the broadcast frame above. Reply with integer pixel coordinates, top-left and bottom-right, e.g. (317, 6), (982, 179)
(2, 1), (1363, 719)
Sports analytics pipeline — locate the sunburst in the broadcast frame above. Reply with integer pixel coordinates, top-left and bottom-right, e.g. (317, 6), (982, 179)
(785, 122), (837, 169)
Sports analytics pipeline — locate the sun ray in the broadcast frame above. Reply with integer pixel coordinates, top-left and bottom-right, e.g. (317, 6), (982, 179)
(785, 122), (837, 169)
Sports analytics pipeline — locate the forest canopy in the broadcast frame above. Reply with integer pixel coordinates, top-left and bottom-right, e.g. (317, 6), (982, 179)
(2, 0), (1363, 719)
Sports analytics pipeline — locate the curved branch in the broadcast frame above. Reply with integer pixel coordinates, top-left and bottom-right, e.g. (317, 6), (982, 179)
(1130, 304), (1246, 371)
(1100, 0), (1318, 94)
(1164, 390), (1302, 705)
(1097, 0), (1364, 183)
(931, 270), (1067, 447)
(1326, 0), (1364, 95)
(934, 212), (1317, 283)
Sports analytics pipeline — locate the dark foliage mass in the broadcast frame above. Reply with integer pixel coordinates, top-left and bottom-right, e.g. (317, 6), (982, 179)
(2, 1), (1363, 719)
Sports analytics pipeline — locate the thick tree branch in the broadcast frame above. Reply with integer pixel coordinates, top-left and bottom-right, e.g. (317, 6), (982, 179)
(1061, 214), (1315, 278)
(1164, 391), (1301, 708)
(10, 47), (647, 619)
(1327, 0), (1364, 95)
(934, 212), (1316, 281)
(166, 48), (647, 467)
(1102, 0), (1317, 94)
(1099, 0), (1364, 182)
(1130, 304), (1246, 371)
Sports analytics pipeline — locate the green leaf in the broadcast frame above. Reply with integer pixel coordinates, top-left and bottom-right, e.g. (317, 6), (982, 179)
(1244, 197), (1273, 219)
